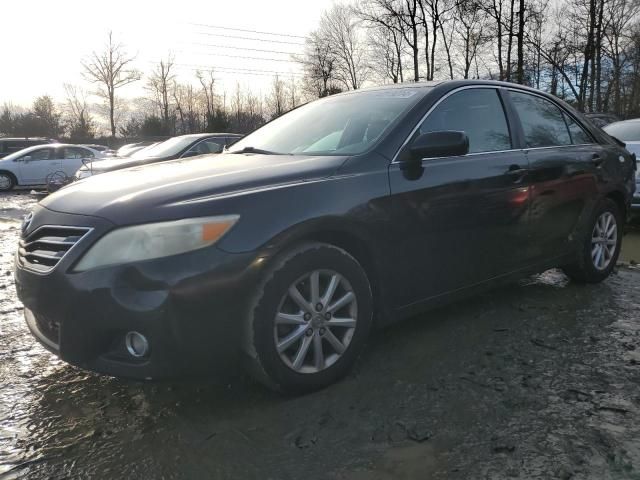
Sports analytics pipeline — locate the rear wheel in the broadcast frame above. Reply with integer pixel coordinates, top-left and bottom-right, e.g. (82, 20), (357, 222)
(563, 198), (622, 283)
(0, 172), (15, 192)
(244, 243), (373, 393)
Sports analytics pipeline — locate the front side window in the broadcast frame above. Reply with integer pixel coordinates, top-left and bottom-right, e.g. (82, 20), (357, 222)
(510, 91), (571, 148)
(23, 148), (52, 161)
(228, 88), (425, 156)
(563, 113), (593, 145)
(187, 139), (223, 156)
(418, 88), (511, 154)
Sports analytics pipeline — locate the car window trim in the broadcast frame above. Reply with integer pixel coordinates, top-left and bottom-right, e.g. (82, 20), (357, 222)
(506, 87), (597, 146)
(391, 85), (518, 164)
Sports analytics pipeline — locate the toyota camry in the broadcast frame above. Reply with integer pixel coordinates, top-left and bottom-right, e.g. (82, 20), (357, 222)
(14, 80), (636, 393)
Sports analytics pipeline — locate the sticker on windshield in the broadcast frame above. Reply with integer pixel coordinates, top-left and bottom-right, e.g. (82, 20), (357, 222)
(370, 89), (419, 98)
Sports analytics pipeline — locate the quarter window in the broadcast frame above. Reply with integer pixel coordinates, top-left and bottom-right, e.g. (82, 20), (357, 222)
(510, 91), (571, 148)
(563, 113), (593, 145)
(418, 89), (511, 154)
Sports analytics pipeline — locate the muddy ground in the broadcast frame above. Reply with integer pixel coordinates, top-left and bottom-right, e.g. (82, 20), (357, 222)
(1, 190), (639, 480)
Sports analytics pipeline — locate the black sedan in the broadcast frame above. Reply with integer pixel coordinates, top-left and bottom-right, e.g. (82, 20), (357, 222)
(74, 133), (243, 179)
(15, 80), (636, 393)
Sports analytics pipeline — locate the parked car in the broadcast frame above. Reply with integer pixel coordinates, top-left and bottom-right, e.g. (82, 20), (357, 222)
(116, 141), (159, 158)
(75, 134), (242, 180)
(81, 144), (116, 156)
(585, 112), (621, 128)
(603, 119), (640, 214)
(0, 137), (57, 159)
(15, 80), (635, 393)
(0, 144), (104, 191)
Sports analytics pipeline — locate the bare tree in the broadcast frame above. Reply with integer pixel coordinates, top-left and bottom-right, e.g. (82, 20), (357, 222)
(196, 69), (217, 120)
(358, 0), (421, 81)
(63, 84), (94, 139)
(266, 75), (288, 119)
(367, 23), (405, 82)
(297, 30), (342, 98)
(82, 32), (140, 137)
(454, 0), (487, 79)
(147, 55), (175, 130)
(173, 82), (203, 134)
(319, 3), (369, 89)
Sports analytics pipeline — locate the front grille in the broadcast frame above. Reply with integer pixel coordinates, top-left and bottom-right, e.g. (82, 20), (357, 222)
(19, 225), (91, 273)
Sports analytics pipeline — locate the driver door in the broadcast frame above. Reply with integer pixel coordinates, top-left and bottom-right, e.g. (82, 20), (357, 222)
(16, 147), (58, 184)
(386, 87), (531, 307)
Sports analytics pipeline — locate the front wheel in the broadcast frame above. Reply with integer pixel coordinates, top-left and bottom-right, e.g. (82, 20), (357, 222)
(563, 198), (622, 283)
(244, 243), (373, 393)
(0, 172), (15, 192)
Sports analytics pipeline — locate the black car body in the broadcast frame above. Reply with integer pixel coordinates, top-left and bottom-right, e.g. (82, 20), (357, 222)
(0, 137), (57, 158)
(15, 81), (636, 392)
(75, 133), (243, 179)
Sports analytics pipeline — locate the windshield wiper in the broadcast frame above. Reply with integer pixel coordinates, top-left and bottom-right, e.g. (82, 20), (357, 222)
(229, 146), (279, 155)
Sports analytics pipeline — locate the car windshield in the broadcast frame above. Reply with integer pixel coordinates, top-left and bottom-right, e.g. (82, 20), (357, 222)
(130, 136), (198, 159)
(603, 121), (640, 142)
(227, 88), (426, 156)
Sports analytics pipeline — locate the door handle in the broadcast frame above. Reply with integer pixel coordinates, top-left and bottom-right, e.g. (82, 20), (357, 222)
(506, 165), (528, 184)
(591, 154), (604, 166)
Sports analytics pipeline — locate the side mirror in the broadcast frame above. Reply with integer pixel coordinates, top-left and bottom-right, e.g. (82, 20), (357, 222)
(182, 150), (198, 158)
(408, 131), (469, 160)
(22, 155), (32, 163)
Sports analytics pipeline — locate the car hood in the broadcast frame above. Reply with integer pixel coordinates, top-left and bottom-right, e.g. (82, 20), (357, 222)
(83, 155), (166, 172)
(42, 153), (348, 224)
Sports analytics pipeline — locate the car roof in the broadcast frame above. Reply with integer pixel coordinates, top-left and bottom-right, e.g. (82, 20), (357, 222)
(177, 133), (242, 139)
(0, 137), (53, 141)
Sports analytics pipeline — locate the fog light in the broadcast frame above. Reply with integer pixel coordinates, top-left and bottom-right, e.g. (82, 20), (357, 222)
(125, 331), (149, 358)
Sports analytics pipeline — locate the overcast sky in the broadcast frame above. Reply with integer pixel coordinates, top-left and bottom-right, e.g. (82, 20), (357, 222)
(1, 0), (335, 107)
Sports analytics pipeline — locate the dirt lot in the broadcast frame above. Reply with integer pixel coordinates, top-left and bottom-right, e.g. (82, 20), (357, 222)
(1, 190), (640, 480)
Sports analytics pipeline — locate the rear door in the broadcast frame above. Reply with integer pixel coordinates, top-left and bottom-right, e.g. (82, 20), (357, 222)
(59, 147), (94, 176)
(508, 90), (600, 262)
(387, 87), (530, 307)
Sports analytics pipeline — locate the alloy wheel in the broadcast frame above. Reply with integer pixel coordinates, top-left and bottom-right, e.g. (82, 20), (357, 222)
(274, 269), (358, 374)
(0, 174), (12, 191)
(591, 211), (617, 271)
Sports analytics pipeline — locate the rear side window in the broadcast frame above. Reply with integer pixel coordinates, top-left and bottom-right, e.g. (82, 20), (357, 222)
(62, 147), (93, 159)
(510, 91), (571, 148)
(419, 88), (511, 154)
(563, 114), (593, 145)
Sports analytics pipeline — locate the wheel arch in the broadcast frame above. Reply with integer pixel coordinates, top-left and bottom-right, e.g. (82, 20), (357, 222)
(0, 169), (18, 188)
(258, 219), (393, 327)
(605, 189), (628, 221)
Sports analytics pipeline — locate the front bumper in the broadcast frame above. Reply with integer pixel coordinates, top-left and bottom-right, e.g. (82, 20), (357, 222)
(15, 209), (263, 380)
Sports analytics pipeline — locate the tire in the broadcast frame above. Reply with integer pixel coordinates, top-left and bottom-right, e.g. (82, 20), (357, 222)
(244, 243), (373, 393)
(0, 172), (15, 192)
(563, 198), (623, 283)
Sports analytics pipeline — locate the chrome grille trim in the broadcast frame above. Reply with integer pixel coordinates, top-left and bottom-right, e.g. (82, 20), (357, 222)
(18, 225), (93, 274)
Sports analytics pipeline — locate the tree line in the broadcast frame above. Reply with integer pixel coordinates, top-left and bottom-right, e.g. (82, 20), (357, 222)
(2, 0), (640, 143)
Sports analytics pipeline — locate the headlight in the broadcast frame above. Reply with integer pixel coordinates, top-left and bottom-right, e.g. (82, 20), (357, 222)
(73, 215), (239, 272)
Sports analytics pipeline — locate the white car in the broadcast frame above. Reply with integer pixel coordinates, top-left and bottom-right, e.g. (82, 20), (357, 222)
(603, 119), (640, 215)
(0, 144), (104, 191)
